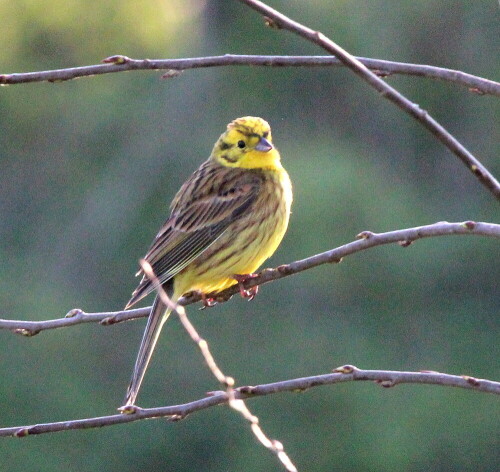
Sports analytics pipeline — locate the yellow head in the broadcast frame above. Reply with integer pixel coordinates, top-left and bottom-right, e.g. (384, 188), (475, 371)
(212, 116), (282, 170)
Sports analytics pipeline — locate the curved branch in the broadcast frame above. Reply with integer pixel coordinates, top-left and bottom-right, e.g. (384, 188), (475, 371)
(1, 55), (499, 96)
(238, 0), (500, 200)
(1, 221), (498, 335)
(1, 365), (498, 438)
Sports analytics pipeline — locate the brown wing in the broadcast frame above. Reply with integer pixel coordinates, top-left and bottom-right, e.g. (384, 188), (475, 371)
(126, 163), (262, 307)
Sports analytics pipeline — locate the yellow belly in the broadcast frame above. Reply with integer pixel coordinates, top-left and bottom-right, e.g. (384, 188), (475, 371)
(174, 172), (291, 297)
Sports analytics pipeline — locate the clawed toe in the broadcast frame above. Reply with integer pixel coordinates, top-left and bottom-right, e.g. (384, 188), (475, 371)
(199, 292), (218, 309)
(232, 273), (260, 301)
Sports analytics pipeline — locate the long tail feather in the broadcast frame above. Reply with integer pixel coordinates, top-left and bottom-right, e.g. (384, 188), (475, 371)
(124, 294), (172, 406)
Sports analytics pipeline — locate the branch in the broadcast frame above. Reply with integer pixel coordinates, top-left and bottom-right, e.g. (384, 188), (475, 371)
(2, 3), (498, 197)
(0, 307), (151, 336)
(129, 260), (297, 472)
(1, 365), (498, 438)
(1, 54), (499, 96)
(238, 0), (500, 200)
(0, 221), (497, 335)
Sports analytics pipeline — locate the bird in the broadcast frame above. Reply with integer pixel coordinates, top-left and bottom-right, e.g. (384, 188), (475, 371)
(123, 116), (293, 406)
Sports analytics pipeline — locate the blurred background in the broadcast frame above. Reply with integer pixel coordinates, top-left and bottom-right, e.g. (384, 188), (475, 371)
(1, 0), (498, 470)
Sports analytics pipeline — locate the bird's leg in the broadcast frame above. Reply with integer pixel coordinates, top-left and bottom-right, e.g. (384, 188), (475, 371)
(232, 273), (260, 301)
(200, 292), (218, 309)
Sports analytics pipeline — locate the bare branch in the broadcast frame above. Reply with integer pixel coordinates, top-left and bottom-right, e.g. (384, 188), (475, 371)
(133, 261), (232, 387)
(0, 307), (150, 336)
(1, 54), (499, 96)
(238, 0), (500, 200)
(1, 365), (498, 438)
(122, 260), (298, 472)
(0, 221), (498, 335)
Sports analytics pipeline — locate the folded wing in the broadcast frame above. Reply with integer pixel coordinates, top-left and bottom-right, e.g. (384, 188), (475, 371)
(126, 168), (262, 308)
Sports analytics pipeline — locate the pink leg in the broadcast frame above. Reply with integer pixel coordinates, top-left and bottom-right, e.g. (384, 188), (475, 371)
(200, 292), (218, 309)
(232, 273), (260, 301)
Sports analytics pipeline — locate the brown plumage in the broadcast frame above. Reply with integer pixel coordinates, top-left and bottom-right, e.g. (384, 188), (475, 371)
(124, 117), (292, 406)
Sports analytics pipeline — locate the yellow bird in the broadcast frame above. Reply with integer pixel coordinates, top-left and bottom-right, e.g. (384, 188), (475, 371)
(124, 117), (293, 406)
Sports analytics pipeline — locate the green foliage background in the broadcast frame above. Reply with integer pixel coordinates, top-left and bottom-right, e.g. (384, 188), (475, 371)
(1, 1), (498, 471)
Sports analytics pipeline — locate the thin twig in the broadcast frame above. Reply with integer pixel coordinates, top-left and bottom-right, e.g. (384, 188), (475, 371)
(1, 221), (497, 335)
(135, 261), (230, 386)
(127, 260), (297, 472)
(2, 366), (498, 438)
(1, 55), (499, 96)
(238, 0), (500, 200)
(0, 307), (151, 336)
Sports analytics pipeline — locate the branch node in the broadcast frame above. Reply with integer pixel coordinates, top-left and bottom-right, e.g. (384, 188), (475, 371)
(0, 74), (11, 85)
(314, 31), (326, 42)
(333, 364), (357, 374)
(13, 328), (40, 337)
(276, 264), (292, 275)
(167, 414), (185, 422)
(224, 376), (235, 388)
(462, 375), (481, 387)
(14, 428), (30, 438)
(470, 164), (482, 176)
(375, 379), (396, 388)
(100, 316), (117, 326)
(329, 256), (343, 264)
(65, 308), (83, 318)
(373, 69), (391, 78)
(272, 439), (284, 451)
(118, 405), (141, 415)
(264, 16), (282, 29)
(468, 87), (485, 95)
(356, 231), (375, 239)
(238, 385), (257, 395)
(161, 69), (183, 79)
(102, 55), (131, 65)
(462, 220), (476, 230)
(398, 240), (413, 247)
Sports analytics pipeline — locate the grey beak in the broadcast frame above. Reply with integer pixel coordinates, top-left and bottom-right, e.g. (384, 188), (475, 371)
(255, 137), (273, 152)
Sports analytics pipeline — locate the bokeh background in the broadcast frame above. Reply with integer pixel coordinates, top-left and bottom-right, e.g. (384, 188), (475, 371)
(1, 1), (499, 471)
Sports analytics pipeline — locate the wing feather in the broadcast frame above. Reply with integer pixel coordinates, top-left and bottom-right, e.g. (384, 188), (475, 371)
(126, 164), (262, 307)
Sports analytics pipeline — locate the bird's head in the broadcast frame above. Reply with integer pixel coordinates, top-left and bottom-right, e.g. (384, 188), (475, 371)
(212, 116), (282, 170)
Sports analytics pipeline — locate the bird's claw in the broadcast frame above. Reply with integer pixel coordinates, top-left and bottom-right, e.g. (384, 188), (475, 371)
(232, 273), (260, 301)
(199, 292), (218, 309)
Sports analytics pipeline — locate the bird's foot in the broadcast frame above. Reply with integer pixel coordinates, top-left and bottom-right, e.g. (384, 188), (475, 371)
(200, 292), (218, 309)
(232, 273), (260, 301)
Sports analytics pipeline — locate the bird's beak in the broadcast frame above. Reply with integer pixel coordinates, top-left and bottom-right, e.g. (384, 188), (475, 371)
(255, 137), (273, 152)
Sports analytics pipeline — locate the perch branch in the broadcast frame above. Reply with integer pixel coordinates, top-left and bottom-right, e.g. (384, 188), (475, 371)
(1, 365), (498, 438)
(0, 221), (498, 336)
(238, 0), (500, 199)
(1, 55), (498, 96)
(118, 260), (297, 472)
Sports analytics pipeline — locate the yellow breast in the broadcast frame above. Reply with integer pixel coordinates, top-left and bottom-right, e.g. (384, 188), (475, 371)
(175, 167), (292, 296)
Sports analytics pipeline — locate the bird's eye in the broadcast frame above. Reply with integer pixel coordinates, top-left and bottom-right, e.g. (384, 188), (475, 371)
(237, 140), (246, 149)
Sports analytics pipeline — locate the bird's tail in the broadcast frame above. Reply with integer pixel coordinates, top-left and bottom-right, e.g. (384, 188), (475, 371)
(124, 293), (173, 406)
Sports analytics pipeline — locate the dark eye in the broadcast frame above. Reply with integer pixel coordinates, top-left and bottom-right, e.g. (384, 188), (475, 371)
(237, 140), (246, 149)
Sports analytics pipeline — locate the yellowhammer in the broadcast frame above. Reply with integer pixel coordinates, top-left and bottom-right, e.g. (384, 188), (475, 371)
(124, 116), (293, 406)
